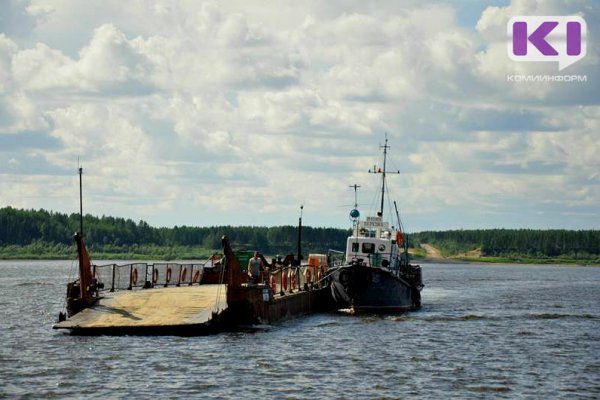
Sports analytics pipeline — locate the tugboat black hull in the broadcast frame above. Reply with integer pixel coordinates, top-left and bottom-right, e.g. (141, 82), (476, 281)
(330, 264), (421, 313)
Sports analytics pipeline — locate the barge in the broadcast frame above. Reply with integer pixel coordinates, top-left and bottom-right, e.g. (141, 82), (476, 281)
(53, 235), (335, 335)
(53, 169), (335, 335)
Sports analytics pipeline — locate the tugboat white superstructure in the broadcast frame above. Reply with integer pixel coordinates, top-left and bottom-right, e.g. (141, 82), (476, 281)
(330, 137), (423, 313)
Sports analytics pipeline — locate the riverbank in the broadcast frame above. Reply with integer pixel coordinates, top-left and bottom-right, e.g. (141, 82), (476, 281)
(410, 244), (600, 266)
(2, 243), (598, 265)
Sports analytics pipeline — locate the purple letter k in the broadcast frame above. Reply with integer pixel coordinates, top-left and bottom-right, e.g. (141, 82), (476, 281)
(513, 21), (559, 56)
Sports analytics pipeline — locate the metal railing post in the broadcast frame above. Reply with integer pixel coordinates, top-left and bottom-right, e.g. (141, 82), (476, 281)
(128, 264), (133, 290)
(111, 263), (116, 292)
(143, 264), (149, 288)
(164, 264), (170, 288)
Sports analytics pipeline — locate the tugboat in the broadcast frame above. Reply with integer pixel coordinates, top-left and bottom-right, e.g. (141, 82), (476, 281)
(330, 136), (423, 313)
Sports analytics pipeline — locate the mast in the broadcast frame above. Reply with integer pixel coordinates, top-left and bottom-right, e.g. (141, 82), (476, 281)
(349, 184), (361, 236)
(368, 134), (399, 218)
(380, 137), (388, 216)
(74, 165), (93, 301)
(79, 166), (83, 235)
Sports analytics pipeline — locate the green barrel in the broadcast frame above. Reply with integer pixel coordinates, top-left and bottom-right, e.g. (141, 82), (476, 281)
(234, 251), (255, 273)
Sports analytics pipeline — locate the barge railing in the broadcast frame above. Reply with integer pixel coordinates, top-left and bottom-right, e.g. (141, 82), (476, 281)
(91, 259), (332, 297)
(264, 264), (331, 297)
(92, 261), (212, 293)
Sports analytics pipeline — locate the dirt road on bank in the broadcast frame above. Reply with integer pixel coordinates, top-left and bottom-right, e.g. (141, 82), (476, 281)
(420, 243), (442, 259)
(418, 243), (464, 263)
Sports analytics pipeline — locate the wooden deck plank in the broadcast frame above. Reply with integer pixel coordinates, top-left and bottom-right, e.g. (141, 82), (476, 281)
(54, 284), (227, 330)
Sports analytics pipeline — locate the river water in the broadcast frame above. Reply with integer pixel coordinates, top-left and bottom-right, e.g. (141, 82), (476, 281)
(0, 260), (598, 399)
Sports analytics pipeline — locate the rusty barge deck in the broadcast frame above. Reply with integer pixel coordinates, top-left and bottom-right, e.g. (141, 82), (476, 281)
(53, 285), (227, 335)
(53, 283), (333, 335)
(54, 236), (335, 335)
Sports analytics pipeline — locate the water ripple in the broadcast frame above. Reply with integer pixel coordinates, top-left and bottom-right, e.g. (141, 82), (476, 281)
(0, 261), (598, 399)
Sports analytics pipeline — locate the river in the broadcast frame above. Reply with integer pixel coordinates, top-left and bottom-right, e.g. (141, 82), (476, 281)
(0, 260), (598, 399)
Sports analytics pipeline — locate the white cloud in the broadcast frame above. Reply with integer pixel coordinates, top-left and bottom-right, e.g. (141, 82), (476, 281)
(11, 24), (155, 94)
(0, 0), (598, 230)
(0, 91), (50, 133)
(12, 42), (80, 91)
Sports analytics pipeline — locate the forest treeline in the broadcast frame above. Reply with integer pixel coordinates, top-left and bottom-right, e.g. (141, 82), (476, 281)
(410, 229), (599, 258)
(0, 207), (598, 260)
(0, 207), (349, 255)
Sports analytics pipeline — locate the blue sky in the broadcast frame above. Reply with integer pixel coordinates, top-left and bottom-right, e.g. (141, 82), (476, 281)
(0, 0), (598, 231)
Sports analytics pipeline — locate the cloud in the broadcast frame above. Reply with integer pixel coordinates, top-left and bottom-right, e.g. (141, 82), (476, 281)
(11, 24), (156, 95)
(0, 92), (51, 133)
(0, 0), (598, 230)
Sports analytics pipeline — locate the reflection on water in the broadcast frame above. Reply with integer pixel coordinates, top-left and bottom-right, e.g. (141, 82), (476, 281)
(0, 261), (598, 398)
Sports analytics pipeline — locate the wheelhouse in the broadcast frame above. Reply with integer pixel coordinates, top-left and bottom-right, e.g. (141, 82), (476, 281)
(345, 216), (401, 268)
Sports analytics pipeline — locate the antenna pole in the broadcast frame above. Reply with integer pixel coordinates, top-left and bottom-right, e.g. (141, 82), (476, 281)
(349, 184), (361, 208)
(380, 136), (388, 216)
(79, 166), (83, 236)
(297, 205), (303, 265)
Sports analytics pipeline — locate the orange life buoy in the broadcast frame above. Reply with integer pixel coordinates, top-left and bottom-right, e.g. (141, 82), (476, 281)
(396, 231), (404, 245)
(152, 269), (159, 284)
(271, 276), (277, 295)
(193, 270), (201, 283)
(180, 267), (187, 282)
(282, 271), (288, 290)
(131, 268), (138, 285)
(166, 267), (172, 283)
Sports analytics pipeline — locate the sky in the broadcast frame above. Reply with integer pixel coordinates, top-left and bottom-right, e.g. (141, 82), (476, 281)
(0, 0), (598, 231)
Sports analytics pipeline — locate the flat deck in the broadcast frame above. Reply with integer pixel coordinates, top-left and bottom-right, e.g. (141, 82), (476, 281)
(54, 284), (227, 331)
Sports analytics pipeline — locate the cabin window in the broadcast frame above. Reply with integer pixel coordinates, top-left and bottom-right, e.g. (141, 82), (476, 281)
(362, 242), (375, 254)
(360, 228), (376, 238)
(352, 242), (359, 252)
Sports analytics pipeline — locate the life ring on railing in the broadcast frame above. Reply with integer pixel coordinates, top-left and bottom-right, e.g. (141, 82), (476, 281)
(282, 271), (288, 290)
(152, 269), (159, 284)
(306, 267), (312, 283)
(270, 275), (277, 295)
(193, 270), (201, 283)
(180, 267), (187, 282)
(166, 267), (172, 283)
(131, 268), (138, 286)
